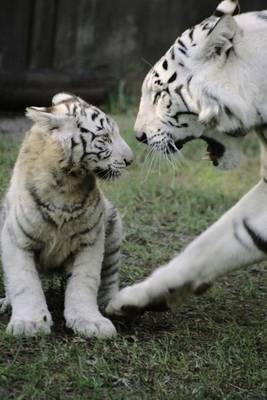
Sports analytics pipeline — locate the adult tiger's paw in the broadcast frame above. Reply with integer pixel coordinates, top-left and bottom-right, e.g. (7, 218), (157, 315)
(106, 284), (151, 318)
(0, 297), (10, 313)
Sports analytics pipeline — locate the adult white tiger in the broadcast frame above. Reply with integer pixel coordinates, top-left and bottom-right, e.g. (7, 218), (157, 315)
(107, 0), (267, 317)
(0, 93), (133, 337)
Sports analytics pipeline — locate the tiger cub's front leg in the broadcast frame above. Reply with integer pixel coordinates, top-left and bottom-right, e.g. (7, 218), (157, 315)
(64, 227), (117, 338)
(1, 225), (52, 336)
(107, 181), (267, 317)
(98, 207), (122, 310)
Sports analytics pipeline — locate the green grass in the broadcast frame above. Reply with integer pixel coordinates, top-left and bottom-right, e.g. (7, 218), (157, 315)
(0, 111), (266, 400)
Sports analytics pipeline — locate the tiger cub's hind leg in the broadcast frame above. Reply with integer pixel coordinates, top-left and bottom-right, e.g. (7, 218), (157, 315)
(98, 208), (122, 310)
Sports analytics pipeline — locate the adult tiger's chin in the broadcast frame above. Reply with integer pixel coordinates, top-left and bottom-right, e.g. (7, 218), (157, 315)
(93, 167), (123, 181)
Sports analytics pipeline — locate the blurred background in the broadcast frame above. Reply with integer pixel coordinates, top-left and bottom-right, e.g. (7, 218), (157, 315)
(0, 0), (266, 109)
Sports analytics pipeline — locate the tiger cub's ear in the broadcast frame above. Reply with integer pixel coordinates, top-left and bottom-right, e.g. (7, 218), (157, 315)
(25, 106), (61, 130)
(201, 15), (238, 61)
(52, 92), (75, 106)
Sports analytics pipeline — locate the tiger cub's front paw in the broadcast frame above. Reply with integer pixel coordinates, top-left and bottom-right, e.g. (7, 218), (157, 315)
(7, 313), (53, 336)
(66, 314), (117, 338)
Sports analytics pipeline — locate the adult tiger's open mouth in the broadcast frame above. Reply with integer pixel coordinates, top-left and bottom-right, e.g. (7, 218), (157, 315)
(165, 136), (195, 154)
(201, 136), (226, 167)
(170, 135), (225, 166)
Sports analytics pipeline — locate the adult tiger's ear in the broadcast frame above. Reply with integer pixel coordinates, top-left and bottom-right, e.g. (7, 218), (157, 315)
(25, 106), (61, 130)
(201, 15), (238, 61)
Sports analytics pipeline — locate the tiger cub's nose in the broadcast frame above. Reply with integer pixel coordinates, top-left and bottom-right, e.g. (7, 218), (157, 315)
(124, 158), (132, 166)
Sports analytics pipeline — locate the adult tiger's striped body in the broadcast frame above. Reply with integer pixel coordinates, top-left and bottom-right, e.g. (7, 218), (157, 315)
(107, 1), (267, 316)
(0, 93), (133, 337)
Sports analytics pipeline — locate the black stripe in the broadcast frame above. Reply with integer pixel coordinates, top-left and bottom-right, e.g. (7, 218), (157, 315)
(106, 209), (118, 236)
(80, 134), (87, 154)
(233, 5), (239, 16)
(189, 28), (194, 42)
(224, 105), (235, 119)
(71, 138), (79, 149)
(104, 246), (120, 257)
(71, 212), (103, 239)
(225, 128), (246, 138)
(29, 186), (52, 212)
(175, 85), (191, 112)
(213, 10), (225, 17)
(101, 259), (120, 273)
(99, 278), (118, 289)
(101, 266), (119, 279)
(30, 189), (59, 227)
(178, 48), (188, 57)
(177, 39), (187, 50)
(79, 225), (103, 249)
(80, 127), (89, 133)
(167, 72), (177, 84)
(162, 59), (168, 70)
(30, 179), (95, 215)
(91, 112), (99, 121)
(243, 219), (267, 253)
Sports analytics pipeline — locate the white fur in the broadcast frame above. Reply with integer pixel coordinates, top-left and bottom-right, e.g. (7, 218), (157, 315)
(1, 93), (133, 337)
(106, 2), (267, 316)
(134, 5), (267, 170)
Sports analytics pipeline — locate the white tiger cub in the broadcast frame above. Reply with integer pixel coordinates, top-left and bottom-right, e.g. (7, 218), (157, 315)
(0, 93), (133, 337)
(107, 0), (267, 316)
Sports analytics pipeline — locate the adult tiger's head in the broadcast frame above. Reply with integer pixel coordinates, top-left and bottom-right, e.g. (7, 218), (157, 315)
(26, 93), (134, 180)
(135, 0), (244, 170)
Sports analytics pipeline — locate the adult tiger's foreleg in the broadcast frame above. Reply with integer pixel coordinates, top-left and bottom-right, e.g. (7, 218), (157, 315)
(107, 180), (267, 317)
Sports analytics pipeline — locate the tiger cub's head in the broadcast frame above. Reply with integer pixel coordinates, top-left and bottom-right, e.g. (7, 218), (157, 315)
(135, 0), (243, 170)
(26, 93), (134, 180)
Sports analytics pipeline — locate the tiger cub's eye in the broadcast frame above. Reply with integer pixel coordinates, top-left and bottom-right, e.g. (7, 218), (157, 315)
(103, 134), (112, 144)
(80, 127), (89, 133)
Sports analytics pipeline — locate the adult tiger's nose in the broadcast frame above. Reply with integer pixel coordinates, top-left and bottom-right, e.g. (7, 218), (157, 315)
(136, 132), (148, 144)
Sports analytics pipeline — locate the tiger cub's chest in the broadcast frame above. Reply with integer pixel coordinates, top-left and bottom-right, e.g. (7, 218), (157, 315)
(36, 203), (105, 271)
